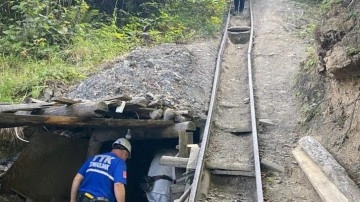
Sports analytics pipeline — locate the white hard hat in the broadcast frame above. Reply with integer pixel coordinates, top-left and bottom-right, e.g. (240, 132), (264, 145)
(112, 138), (132, 158)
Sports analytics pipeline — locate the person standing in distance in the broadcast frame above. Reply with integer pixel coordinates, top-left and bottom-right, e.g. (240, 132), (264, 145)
(70, 138), (131, 202)
(233, 0), (244, 15)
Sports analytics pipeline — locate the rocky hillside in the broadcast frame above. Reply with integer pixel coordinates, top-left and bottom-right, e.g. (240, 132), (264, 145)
(316, 1), (360, 78)
(300, 0), (360, 186)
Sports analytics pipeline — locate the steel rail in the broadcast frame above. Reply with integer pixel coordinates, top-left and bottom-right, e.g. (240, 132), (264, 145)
(247, 0), (264, 200)
(189, 0), (264, 200)
(188, 10), (231, 202)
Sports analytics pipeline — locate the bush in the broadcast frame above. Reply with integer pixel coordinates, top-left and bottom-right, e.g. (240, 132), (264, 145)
(0, 0), (226, 102)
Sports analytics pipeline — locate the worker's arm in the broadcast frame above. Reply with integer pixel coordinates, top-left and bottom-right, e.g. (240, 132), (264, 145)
(70, 173), (84, 202)
(114, 182), (126, 202)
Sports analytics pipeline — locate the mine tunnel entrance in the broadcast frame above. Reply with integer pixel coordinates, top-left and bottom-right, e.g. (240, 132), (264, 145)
(101, 138), (179, 202)
(100, 128), (200, 202)
(0, 125), (201, 201)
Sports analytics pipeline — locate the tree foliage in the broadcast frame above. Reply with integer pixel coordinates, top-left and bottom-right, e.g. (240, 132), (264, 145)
(0, 0), (104, 58)
(0, 0), (226, 102)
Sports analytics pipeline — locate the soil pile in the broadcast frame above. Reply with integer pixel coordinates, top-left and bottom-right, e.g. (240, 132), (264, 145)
(66, 42), (219, 119)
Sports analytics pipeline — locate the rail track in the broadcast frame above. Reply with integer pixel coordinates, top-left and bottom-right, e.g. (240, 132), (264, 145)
(189, 0), (263, 201)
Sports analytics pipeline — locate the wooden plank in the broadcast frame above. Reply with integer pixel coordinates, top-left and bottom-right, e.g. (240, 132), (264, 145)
(175, 110), (194, 118)
(179, 130), (189, 158)
(24, 98), (48, 104)
(0, 103), (55, 113)
(187, 132), (193, 144)
(0, 114), (174, 128)
(298, 136), (360, 201)
(97, 95), (132, 102)
(174, 122), (196, 131)
(292, 147), (348, 202)
(186, 146), (200, 170)
(105, 108), (154, 119)
(175, 144), (198, 150)
(219, 126), (251, 134)
(115, 101), (126, 113)
(159, 156), (188, 168)
(89, 123), (193, 143)
(211, 170), (255, 177)
(51, 97), (80, 105)
(35, 102), (108, 118)
(205, 161), (253, 172)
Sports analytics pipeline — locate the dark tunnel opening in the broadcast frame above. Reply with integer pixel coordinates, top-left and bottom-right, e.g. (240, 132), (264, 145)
(101, 138), (179, 202)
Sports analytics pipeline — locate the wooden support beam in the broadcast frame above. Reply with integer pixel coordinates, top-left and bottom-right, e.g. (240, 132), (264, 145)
(205, 161), (253, 172)
(179, 131), (189, 158)
(160, 156), (189, 168)
(51, 97), (81, 105)
(160, 156), (254, 171)
(186, 146), (200, 171)
(187, 132), (193, 144)
(197, 169), (211, 198)
(211, 170), (255, 177)
(175, 110), (194, 118)
(35, 102), (109, 118)
(97, 95), (132, 102)
(0, 103), (54, 113)
(293, 147), (348, 202)
(24, 98), (49, 104)
(174, 122), (196, 131)
(89, 123), (194, 142)
(0, 114), (174, 128)
(298, 136), (360, 201)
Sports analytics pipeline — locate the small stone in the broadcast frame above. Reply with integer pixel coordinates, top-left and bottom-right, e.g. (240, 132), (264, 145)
(150, 109), (163, 119)
(148, 99), (161, 108)
(163, 108), (176, 120)
(145, 92), (155, 101)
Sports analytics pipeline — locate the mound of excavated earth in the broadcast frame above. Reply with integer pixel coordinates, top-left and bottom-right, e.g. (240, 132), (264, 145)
(66, 42), (219, 119)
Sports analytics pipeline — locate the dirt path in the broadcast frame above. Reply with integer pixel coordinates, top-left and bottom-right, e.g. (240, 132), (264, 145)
(251, 0), (320, 200)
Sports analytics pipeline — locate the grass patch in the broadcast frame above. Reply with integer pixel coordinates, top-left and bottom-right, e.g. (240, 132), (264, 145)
(0, 0), (227, 103)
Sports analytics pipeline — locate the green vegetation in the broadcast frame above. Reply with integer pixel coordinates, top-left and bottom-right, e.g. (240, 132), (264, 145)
(303, 46), (318, 70)
(319, 0), (342, 11)
(0, 0), (227, 102)
(347, 47), (360, 56)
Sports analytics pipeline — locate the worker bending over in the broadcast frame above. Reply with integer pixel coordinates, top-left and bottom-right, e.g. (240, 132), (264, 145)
(70, 138), (131, 202)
